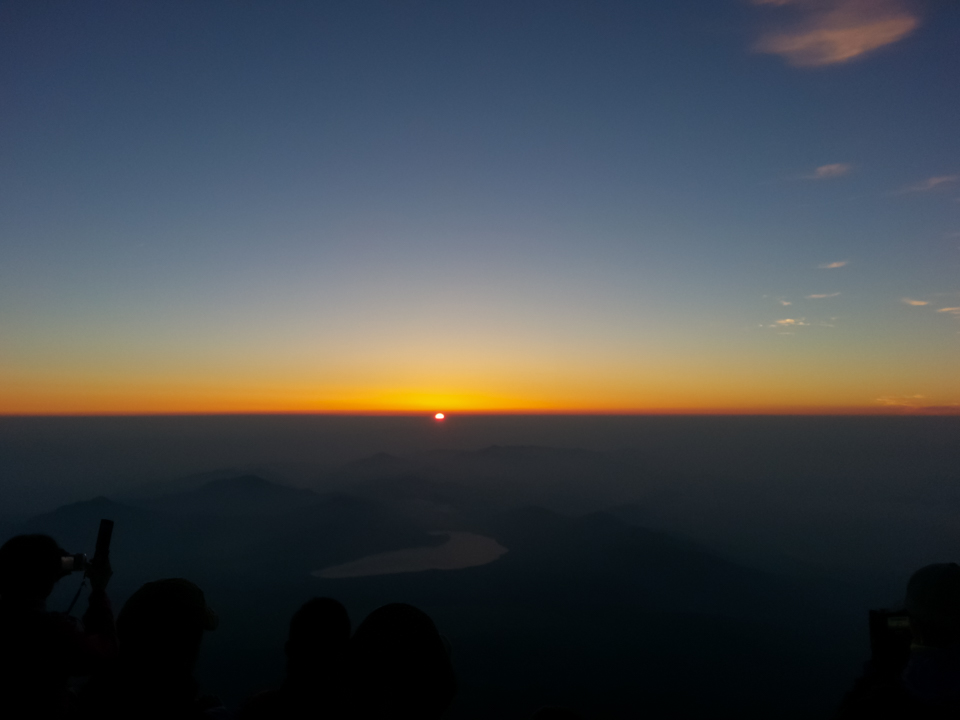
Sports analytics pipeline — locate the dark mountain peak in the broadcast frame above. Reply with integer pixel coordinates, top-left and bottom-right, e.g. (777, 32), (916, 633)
(347, 451), (403, 466)
(23, 496), (152, 547)
(199, 474), (282, 494)
(476, 444), (598, 459)
(49, 495), (144, 518)
(144, 475), (318, 516)
(333, 452), (420, 481)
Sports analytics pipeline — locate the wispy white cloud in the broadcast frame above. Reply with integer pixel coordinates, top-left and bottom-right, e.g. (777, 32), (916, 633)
(773, 318), (809, 326)
(763, 295), (794, 306)
(937, 307), (960, 314)
(752, 0), (920, 68)
(804, 163), (852, 179)
(819, 260), (848, 269)
(896, 175), (960, 194)
(875, 395), (925, 407)
(806, 292), (841, 299)
(874, 396), (960, 414)
(901, 298), (929, 306)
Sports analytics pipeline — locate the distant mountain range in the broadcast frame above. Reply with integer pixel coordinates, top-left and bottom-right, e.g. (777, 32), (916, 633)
(2, 462), (870, 718)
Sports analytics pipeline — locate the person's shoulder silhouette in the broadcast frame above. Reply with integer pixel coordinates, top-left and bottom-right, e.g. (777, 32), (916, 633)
(0, 533), (116, 719)
(240, 596), (351, 720)
(838, 563), (960, 719)
(79, 577), (223, 720)
(348, 603), (456, 720)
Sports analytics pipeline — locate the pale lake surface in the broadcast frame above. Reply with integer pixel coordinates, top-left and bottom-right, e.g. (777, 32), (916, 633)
(314, 532), (509, 579)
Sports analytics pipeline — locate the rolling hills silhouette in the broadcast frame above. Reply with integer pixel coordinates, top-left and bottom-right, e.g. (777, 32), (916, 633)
(5, 460), (868, 718)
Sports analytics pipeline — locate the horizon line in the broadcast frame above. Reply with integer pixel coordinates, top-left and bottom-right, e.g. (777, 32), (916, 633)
(3, 408), (960, 418)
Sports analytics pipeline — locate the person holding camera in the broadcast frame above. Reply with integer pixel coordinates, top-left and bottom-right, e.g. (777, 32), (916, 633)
(0, 533), (117, 719)
(837, 563), (960, 718)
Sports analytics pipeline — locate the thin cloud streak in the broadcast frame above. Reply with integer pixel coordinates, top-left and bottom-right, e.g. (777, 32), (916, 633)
(806, 292), (840, 299)
(896, 175), (960, 194)
(819, 260), (848, 269)
(902, 298), (929, 306)
(875, 394), (925, 407)
(805, 164), (852, 180)
(937, 307), (960, 314)
(753, 0), (921, 68)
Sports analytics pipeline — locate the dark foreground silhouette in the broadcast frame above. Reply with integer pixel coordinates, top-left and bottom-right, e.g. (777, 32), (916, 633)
(837, 563), (960, 719)
(6, 528), (960, 719)
(239, 597), (351, 719)
(77, 578), (224, 719)
(349, 602), (457, 719)
(0, 533), (116, 719)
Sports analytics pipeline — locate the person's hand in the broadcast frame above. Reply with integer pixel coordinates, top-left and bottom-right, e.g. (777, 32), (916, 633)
(86, 556), (112, 591)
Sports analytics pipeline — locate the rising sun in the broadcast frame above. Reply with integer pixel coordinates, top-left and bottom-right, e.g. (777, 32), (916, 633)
(434, 413), (445, 420)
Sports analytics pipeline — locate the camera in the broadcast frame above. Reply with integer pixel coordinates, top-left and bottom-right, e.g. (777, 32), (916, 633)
(59, 520), (113, 576)
(869, 609), (912, 674)
(60, 553), (88, 573)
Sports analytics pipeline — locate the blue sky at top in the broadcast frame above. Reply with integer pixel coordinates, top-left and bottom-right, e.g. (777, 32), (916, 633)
(1, 0), (958, 412)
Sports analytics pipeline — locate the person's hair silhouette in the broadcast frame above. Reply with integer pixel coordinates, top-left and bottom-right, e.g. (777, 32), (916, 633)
(0, 534), (63, 604)
(905, 562), (960, 649)
(117, 578), (219, 675)
(349, 603), (456, 719)
(0, 534), (116, 719)
(240, 596), (351, 719)
(286, 596), (350, 679)
(79, 578), (221, 719)
(837, 563), (960, 718)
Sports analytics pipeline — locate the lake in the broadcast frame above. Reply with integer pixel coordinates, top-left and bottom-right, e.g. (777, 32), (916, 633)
(314, 531), (509, 579)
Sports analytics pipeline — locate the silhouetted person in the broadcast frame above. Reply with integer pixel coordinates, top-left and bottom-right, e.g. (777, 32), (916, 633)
(837, 563), (960, 718)
(240, 597), (351, 719)
(348, 603), (456, 719)
(79, 578), (225, 719)
(0, 533), (116, 719)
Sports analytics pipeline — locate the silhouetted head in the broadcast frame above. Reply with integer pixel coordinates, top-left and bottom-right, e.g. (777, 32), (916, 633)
(117, 578), (218, 675)
(285, 597), (351, 678)
(0, 534), (65, 605)
(350, 603), (456, 719)
(906, 563), (960, 649)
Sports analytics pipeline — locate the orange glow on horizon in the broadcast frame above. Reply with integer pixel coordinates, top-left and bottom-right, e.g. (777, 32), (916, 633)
(2, 401), (958, 417)
(3, 363), (958, 417)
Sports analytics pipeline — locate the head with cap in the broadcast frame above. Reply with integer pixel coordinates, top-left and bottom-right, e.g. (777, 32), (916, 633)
(350, 603), (456, 719)
(906, 563), (960, 648)
(285, 597), (351, 680)
(117, 578), (218, 675)
(0, 534), (65, 605)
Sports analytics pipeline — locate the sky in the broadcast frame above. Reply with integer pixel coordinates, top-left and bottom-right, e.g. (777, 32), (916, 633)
(1, 0), (958, 415)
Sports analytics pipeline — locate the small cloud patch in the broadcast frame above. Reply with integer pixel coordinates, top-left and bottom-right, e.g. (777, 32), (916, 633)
(819, 260), (848, 269)
(752, 0), (920, 68)
(806, 164), (852, 180)
(897, 176), (960, 194)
